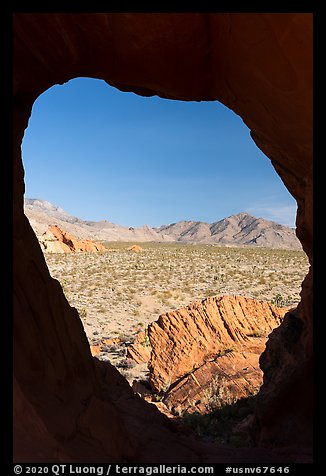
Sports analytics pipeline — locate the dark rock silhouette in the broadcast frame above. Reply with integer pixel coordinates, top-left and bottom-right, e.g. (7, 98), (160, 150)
(13, 13), (312, 462)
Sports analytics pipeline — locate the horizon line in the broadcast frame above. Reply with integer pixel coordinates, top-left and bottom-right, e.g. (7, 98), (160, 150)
(24, 197), (296, 230)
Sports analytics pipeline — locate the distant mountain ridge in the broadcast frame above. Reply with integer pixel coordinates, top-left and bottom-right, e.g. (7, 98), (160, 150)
(24, 198), (170, 243)
(157, 212), (300, 248)
(24, 198), (302, 250)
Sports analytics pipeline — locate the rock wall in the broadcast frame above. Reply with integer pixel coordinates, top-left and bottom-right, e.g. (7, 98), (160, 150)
(13, 13), (312, 461)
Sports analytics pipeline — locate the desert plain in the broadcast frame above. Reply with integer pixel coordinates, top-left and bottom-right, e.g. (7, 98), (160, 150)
(44, 241), (309, 384)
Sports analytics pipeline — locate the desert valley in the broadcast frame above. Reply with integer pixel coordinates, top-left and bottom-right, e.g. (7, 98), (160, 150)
(24, 198), (309, 445)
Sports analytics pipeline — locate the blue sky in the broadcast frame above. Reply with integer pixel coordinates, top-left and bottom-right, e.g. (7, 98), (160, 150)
(22, 77), (297, 228)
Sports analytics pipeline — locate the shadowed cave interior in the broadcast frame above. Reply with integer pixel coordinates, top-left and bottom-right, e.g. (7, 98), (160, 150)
(13, 13), (312, 463)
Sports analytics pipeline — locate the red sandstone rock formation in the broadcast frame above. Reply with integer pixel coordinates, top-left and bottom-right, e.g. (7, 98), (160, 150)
(127, 245), (143, 253)
(125, 296), (288, 416)
(91, 338), (122, 357)
(163, 348), (264, 416)
(101, 337), (121, 346)
(13, 13), (313, 462)
(122, 296), (287, 416)
(127, 331), (151, 364)
(40, 225), (106, 253)
(148, 296), (286, 393)
(90, 345), (101, 357)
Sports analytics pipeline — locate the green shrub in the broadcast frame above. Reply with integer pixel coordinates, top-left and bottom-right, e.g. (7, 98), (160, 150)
(271, 293), (286, 307)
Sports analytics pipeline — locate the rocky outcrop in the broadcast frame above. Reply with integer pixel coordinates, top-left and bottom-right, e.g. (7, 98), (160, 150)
(127, 245), (144, 253)
(127, 331), (151, 364)
(39, 225), (106, 253)
(13, 13), (312, 462)
(124, 296), (289, 416)
(163, 346), (265, 416)
(148, 296), (286, 393)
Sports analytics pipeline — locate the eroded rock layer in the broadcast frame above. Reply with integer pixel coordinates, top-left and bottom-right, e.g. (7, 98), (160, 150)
(148, 295), (286, 393)
(13, 13), (312, 462)
(133, 296), (288, 417)
(39, 225), (106, 253)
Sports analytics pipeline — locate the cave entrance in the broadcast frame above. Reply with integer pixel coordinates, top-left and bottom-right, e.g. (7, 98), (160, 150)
(21, 76), (309, 440)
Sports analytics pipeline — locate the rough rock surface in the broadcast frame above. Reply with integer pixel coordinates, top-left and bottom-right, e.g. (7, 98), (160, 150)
(13, 13), (312, 462)
(125, 296), (288, 416)
(148, 296), (286, 393)
(127, 331), (151, 364)
(39, 225), (106, 253)
(163, 347), (265, 416)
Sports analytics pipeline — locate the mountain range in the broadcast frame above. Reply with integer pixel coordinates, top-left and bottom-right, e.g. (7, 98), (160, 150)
(24, 198), (302, 250)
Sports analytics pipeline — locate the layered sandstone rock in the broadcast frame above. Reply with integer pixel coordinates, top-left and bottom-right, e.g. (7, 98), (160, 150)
(13, 13), (312, 462)
(125, 296), (288, 416)
(39, 225), (106, 253)
(163, 348), (265, 416)
(128, 296), (288, 416)
(126, 331), (151, 364)
(148, 296), (286, 393)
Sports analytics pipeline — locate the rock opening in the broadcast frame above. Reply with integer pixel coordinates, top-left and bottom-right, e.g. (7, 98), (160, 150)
(13, 13), (312, 462)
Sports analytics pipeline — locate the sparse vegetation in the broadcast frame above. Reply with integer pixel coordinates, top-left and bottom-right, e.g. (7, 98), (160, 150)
(44, 242), (308, 344)
(39, 241), (310, 443)
(178, 374), (259, 444)
(247, 330), (265, 338)
(271, 293), (287, 307)
(140, 332), (151, 348)
(202, 375), (237, 412)
(181, 393), (257, 445)
(117, 358), (137, 370)
(217, 346), (237, 357)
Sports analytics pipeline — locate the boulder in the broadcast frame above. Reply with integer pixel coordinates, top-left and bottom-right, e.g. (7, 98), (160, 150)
(39, 225), (106, 253)
(127, 245), (143, 253)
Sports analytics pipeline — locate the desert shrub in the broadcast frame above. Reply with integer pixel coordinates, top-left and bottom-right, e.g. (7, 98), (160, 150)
(271, 293), (286, 307)
(100, 345), (111, 353)
(140, 333), (151, 348)
(247, 330), (265, 338)
(116, 347), (127, 357)
(117, 358), (136, 369)
(107, 344), (120, 352)
(78, 308), (87, 319)
(203, 375), (237, 412)
(181, 394), (257, 444)
(218, 346), (236, 356)
(118, 333), (133, 344)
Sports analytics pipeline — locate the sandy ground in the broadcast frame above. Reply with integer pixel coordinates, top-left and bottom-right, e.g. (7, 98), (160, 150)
(44, 242), (309, 384)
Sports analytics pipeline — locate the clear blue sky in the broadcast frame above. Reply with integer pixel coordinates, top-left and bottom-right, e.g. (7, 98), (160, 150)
(22, 77), (297, 228)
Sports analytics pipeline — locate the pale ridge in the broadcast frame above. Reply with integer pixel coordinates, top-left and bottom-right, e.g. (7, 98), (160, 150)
(24, 198), (301, 250)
